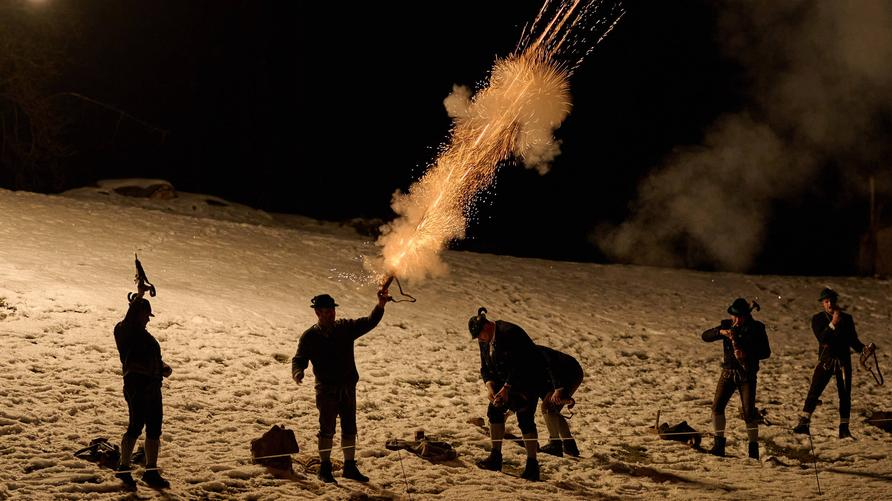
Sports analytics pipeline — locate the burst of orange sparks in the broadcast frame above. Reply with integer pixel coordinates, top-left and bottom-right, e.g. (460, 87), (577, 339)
(376, 0), (623, 282)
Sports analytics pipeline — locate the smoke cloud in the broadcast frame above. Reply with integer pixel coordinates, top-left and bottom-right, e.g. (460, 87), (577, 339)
(596, 0), (892, 271)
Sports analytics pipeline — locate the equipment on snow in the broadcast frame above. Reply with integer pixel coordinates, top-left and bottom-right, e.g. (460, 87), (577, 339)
(250, 424), (300, 472)
(654, 410), (702, 449)
(384, 430), (458, 463)
(865, 411), (892, 433)
(74, 437), (121, 469)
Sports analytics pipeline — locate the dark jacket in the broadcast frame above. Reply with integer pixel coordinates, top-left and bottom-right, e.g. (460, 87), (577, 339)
(702, 317), (768, 376)
(479, 320), (552, 392)
(811, 310), (864, 365)
(114, 321), (164, 382)
(537, 346), (584, 392)
(292, 305), (384, 386)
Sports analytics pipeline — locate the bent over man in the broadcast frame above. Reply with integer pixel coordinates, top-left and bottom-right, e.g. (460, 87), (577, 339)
(537, 345), (583, 458)
(469, 307), (554, 481)
(292, 288), (389, 484)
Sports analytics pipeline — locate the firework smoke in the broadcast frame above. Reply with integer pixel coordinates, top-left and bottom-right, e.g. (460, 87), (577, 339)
(369, 0), (624, 283)
(596, 0), (892, 272)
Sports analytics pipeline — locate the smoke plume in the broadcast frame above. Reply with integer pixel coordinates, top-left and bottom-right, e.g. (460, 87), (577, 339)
(597, 0), (892, 271)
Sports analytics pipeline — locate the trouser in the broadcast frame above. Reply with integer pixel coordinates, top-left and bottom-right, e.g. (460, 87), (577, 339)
(315, 383), (359, 461)
(540, 377), (582, 415)
(487, 386), (539, 435)
(123, 375), (163, 440)
(712, 369), (758, 439)
(803, 359), (852, 419)
(315, 383), (358, 439)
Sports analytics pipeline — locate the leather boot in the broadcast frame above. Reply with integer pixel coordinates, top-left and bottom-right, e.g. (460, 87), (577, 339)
(839, 423), (854, 439)
(141, 468), (170, 489)
(475, 449), (502, 471)
(115, 465), (137, 490)
(539, 440), (563, 457)
(709, 436), (726, 457)
(748, 441), (759, 460)
(342, 460), (369, 482)
(793, 417), (810, 435)
(520, 457), (540, 481)
(563, 438), (580, 457)
(317, 460), (336, 483)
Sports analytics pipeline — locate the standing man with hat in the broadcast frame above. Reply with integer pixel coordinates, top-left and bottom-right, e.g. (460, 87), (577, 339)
(113, 294), (173, 489)
(793, 287), (872, 439)
(469, 307), (554, 481)
(291, 286), (390, 484)
(702, 297), (771, 459)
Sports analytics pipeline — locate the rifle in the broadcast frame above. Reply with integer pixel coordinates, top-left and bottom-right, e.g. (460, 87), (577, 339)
(127, 253), (156, 303)
(720, 299), (762, 370)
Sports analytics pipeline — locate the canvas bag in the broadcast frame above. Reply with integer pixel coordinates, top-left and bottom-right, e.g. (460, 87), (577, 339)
(250, 424), (300, 471)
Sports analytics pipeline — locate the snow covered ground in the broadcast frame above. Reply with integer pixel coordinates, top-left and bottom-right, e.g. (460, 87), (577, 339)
(1, 186), (890, 500)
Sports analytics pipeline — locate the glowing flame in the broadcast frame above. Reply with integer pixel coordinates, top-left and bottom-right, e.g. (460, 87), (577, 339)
(370, 0), (624, 283)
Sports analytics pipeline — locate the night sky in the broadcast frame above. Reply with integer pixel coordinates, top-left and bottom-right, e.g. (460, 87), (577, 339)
(4, 0), (890, 275)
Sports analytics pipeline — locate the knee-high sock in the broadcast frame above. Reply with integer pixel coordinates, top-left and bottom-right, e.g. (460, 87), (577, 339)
(342, 435), (356, 461)
(119, 434), (137, 468)
(713, 413), (726, 437)
(543, 413), (561, 440)
(747, 424), (759, 443)
(490, 423), (505, 452)
(522, 431), (538, 459)
(557, 415), (572, 440)
(144, 438), (160, 469)
(318, 437), (333, 462)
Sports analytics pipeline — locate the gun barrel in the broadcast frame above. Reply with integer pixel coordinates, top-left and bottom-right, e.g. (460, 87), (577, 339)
(382, 275), (394, 290)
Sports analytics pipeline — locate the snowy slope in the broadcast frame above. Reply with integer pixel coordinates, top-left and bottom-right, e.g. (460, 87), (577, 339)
(1, 188), (890, 500)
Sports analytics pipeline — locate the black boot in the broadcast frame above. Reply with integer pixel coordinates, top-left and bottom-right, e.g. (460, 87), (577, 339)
(539, 440), (563, 457)
(748, 441), (759, 460)
(475, 449), (502, 471)
(317, 460), (336, 484)
(115, 466), (137, 490)
(839, 423), (854, 439)
(520, 457), (540, 481)
(709, 436), (726, 457)
(141, 469), (170, 489)
(342, 460), (369, 482)
(793, 417), (810, 435)
(563, 439), (580, 457)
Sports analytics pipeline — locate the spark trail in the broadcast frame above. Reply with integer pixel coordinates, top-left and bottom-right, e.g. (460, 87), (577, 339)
(372, 0), (624, 283)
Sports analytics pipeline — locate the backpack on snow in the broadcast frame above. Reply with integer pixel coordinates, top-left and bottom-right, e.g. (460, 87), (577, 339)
(250, 424), (300, 471)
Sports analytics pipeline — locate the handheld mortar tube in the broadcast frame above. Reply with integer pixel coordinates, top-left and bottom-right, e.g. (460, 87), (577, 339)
(381, 275), (394, 291)
(378, 274), (416, 303)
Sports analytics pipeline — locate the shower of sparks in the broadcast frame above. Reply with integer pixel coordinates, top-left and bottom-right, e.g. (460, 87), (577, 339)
(371, 0), (625, 283)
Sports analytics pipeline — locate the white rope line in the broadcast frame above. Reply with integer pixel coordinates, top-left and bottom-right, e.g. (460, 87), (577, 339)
(16, 418), (892, 486)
